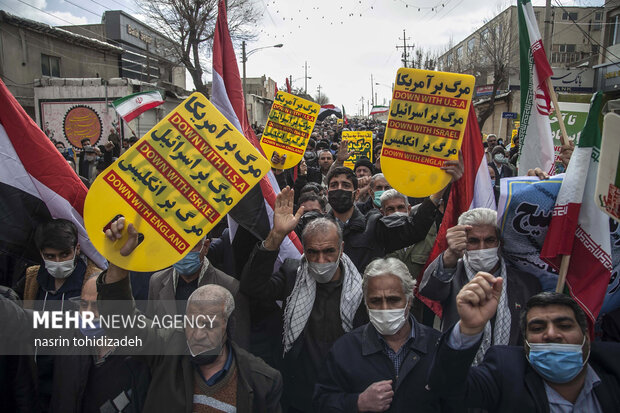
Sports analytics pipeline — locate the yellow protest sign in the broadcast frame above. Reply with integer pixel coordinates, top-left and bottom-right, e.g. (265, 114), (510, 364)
(381, 68), (475, 197)
(342, 131), (373, 170)
(84, 92), (269, 271)
(260, 91), (320, 169)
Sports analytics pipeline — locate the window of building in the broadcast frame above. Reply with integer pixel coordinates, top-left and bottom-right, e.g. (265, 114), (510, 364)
(468, 38), (476, 53)
(41, 54), (60, 77)
(612, 15), (620, 46)
(562, 11), (578, 21)
(595, 12), (602, 21)
(456, 46), (463, 59)
(481, 28), (489, 41)
(558, 44), (576, 53)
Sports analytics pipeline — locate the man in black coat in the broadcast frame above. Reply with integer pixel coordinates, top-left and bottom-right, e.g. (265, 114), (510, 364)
(314, 258), (454, 412)
(428, 273), (620, 412)
(240, 187), (367, 412)
(325, 166), (461, 272)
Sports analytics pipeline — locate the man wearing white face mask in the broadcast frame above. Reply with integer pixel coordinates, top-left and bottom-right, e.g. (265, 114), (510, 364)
(314, 258), (453, 412)
(419, 208), (541, 364)
(240, 187), (367, 413)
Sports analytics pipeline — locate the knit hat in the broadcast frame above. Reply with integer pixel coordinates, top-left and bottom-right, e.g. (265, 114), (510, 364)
(354, 157), (374, 174)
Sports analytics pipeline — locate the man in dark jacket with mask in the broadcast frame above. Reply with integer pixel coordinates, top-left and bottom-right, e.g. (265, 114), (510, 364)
(427, 277), (620, 412)
(419, 208), (541, 364)
(240, 188), (368, 412)
(325, 162), (462, 272)
(314, 258), (452, 412)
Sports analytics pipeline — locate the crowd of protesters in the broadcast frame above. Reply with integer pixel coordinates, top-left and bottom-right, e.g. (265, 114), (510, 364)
(0, 114), (619, 413)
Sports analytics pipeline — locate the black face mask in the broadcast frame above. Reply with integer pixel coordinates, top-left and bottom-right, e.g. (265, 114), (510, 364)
(187, 342), (223, 366)
(328, 189), (354, 213)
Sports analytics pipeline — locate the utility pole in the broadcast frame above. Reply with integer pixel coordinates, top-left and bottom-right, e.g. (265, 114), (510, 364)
(370, 74), (374, 106)
(289, 75), (292, 91)
(317, 84), (322, 102)
(360, 96), (364, 117)
(396, 29), (414, 68)
(304, 61), (310, 94)
(543, 0), (553, 59)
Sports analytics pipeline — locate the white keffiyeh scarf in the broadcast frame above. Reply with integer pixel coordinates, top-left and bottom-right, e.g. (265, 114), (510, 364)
(463, 256), (511, 365)
(282, 253), (363, 354)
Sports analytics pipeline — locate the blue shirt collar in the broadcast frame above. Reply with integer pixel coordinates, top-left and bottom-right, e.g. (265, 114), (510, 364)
(197, 341), (233, 386)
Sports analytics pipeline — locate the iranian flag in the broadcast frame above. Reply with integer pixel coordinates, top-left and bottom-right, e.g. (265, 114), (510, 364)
(517, 0), (555, 175)
(112, 90), (164, 122)
(540, 92), (612, 334)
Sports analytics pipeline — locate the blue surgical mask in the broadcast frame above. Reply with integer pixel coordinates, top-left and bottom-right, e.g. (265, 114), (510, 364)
(526, 337), (587, 383)
(173, 251), (202, 276)
(373, 190), (385, 207)
(79, 317), (105, 338)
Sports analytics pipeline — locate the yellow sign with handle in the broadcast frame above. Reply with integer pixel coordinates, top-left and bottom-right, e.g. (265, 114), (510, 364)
(84, 92), (269, 271)
(260, 91), (320, 169)
(342, 131), (373, 170)
(381, 68), (475, 197)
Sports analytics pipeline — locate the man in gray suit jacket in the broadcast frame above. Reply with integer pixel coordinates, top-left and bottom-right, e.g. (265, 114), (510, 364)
(147, 238), (250, 349)
(419, 208), (541, 364)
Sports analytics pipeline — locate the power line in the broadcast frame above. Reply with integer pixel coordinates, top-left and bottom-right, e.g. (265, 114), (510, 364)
(64, 0), (101, 17)
(552, 0), (620, 63)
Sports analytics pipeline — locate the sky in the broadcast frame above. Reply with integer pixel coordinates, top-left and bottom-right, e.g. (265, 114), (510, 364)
(1, 0), (604, 116)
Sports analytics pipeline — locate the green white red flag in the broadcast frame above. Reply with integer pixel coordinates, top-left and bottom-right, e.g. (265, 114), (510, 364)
(540, 92), (612, 333)
(111, 90), (164, 122)
(517, 0), (555, 175)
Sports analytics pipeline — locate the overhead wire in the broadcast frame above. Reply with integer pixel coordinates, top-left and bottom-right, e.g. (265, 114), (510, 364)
(552, 0), (620, 63)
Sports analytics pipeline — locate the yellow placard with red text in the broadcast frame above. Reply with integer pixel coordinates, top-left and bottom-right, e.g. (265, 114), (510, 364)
(382, 68), (475, 197)
(84, 92), (269, 271)
(342, 131), (373, 170)
(260, 91), (320, 169)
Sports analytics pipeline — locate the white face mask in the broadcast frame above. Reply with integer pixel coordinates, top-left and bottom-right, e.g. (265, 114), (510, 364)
(308, 260), (339, 283)
(43, 249), (77, 279)
(464, 247), (499, 272)
(368, 301), (409, 336)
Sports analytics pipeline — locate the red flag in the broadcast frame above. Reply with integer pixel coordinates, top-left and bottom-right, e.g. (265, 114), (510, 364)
(211, 0), (302, 263)
(285, 77), (291, 93)
(0, 78), (106, 268)
(274, 82), (278, 98)
(417, 105), (496, 316)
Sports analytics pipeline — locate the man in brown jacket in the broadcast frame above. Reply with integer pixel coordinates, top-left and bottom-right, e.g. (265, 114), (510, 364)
(98, 217), (282, 413)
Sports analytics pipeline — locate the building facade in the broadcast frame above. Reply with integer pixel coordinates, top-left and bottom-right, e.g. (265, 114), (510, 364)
(437, 5), (605, 141)
(0, 10), (122, 117)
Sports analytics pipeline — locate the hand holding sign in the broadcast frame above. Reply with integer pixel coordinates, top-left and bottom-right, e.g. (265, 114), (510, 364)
(84, 92), (269, 272)
(382, 68), (474, 197)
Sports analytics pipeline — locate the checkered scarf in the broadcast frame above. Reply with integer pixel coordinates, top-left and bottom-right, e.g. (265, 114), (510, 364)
(283, 253), (363, 354)
(463, 256), (511, 365)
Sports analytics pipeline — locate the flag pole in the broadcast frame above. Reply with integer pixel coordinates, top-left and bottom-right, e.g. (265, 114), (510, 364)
(555, 254), (572, 292)
(546, 77), (569, 147)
